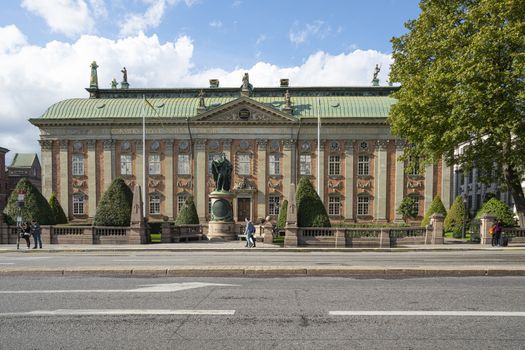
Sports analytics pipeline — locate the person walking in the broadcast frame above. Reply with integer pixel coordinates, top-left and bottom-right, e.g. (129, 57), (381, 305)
(491, 220), (502, 247)
(31, 219), (42, 249)
(244, 218), (256, 248)
(20, 222), (31, 249)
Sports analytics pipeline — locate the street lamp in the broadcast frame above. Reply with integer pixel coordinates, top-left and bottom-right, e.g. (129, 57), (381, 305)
(16, 191), (25, 250)
(462, 195), (468, 240)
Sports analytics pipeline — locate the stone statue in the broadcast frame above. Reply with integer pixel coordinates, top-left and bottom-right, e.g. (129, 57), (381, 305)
(242, 73), (249, 90)
(211, 153), (232, 192)
(373, 64), (381, 81)
(121, 67), (128, 83)
(111, 78), (118, 89)
(284, 89), (291, 108)
(198, 89), (205, 108)
(90, 61), (99, 88)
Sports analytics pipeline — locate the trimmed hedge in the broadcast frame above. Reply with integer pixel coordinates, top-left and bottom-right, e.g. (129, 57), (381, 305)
(3, 178), (55, 225)
(475, 198), (515, 227)
(175, 195), (199, 224)
(93, 178), (133, 226)
(277, 199), (288, 228)
(49, 192), (68, 224)
(296, 176), (330, 227)
(444, 196), (468, 238)
(397, 197), (418, 221)
(421, 195), (447, 226)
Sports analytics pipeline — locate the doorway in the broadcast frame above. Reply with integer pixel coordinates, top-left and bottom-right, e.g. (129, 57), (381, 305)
(237, 197), (251, 221)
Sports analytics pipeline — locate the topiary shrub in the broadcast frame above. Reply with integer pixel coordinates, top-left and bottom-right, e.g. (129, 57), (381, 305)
(93, 177), (133, 226)
(3, 178), (55, 225)
(397, 197), (419, 222)
(277, 199), (288, 228)
(175, 195), (199, 224)
(296, 176), (330, 227)
(421, 195), (447, 226)
(49, 192), (68, 224)
(475, 198), (516, 227)
(444, 196), (468, 238)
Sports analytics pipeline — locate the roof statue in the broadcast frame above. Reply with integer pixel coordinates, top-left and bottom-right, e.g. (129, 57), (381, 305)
(111, 78), (118, 89)
(242, 73), (249, 90)
(372, 64), (381, 86)
(198, 90), (206, 108)
(121, 67), (128, 83)
(211, 153), (232, 192)
(89, 61), (99, 89)
(284, 90), (291, 108)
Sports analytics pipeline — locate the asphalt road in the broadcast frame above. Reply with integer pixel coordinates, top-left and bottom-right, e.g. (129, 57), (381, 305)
(1, 276), (524, 349)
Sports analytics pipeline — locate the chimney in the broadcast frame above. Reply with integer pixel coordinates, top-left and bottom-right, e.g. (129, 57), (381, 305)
(209, 79), (219, 88)
(280, 79), (289, 88)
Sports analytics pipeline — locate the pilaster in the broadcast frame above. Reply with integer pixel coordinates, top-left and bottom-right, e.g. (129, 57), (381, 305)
(39, 140), (53, 200)
(344, 142), (354, 220)
(103, 140), (115, 191)
(59, 140), (69, 216)
(87, 140), (97, 217)
(374, 140), (388, 221)
(424, 163), (434, 214)
(394, 140), (405, 222)
(164, 140), (174, 219)
(441, 157), (452, 209)
(282, 140), (295, 204)
(318, 141), (325, 203)
(256, 139), (268, 219)
(135, 141), (144, 209)
(194, 139), (207, 221)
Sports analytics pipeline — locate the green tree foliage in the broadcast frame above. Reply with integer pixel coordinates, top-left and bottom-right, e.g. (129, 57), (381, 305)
(277, 199), (288, 228)
(444, 196), (468, 238)
(389, 0), (525, 226)
(296, 176), (330, 227)
(421, 195), (447, 226)
(475, 197), (516, 227)
(3, 178), (54, 225)
(93, 178), (133, 226)
(49, 192), (68, 224)
(397, 197), (419, 222)
(174, 195), (199, 225)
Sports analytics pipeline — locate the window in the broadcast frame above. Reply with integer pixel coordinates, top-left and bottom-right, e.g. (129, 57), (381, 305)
(208, 154), (220, 175)
(269, 154), (280, 175)
(149, 192), (161, 215)
(268, 195), (280, 215)
(329, 155), (340, 176)
(328, 196), (341, 216)
(300, 154), (311, 175)
(408, 157), (420, 176)
(72, 193), (84, 215)
(120, 154), (132, 175)
(177, 194), (188, 212)
(409, 195), (419, 215)
(178, 154), (190, 175)
(148, 154), (160, 175)
(357, 196), (369, 216)
(237, 154), (250, 175)
(358, 155), (369, 176)
(72, 154), (84, 176)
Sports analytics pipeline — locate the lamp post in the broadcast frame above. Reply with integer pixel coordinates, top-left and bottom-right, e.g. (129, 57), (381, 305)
(462, 196), (468, 240)
(16, 192), (25, 250)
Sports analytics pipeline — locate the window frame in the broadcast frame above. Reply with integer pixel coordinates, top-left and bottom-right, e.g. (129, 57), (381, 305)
(120, 154), (132, 176)
(178, 154), (190, 175)
(72, 193), (84, 215)
(300, 154), (312, 175)
(149, 192), (161, 215)
(328, 155), (341, 176)
(328, 195), (341, 216)
(357, 195), (369, 216)
(237, 153), (251, 176)
(72, 154), (84, 176)
(268, 154), (280, 176)
(357, 155), (370, 176)
(148, 154), (161, 175)
(177, 193), (188, 212)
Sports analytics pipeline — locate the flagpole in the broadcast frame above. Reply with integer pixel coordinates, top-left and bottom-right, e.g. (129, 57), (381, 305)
(142, 94), (146, 218)
(317, 98), (321, 194)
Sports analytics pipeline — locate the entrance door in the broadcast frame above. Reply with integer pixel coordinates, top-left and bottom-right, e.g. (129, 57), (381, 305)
(237, 197), (251, 221)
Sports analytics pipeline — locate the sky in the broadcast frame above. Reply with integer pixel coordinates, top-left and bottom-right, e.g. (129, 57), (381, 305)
(0, 0), (421, 165)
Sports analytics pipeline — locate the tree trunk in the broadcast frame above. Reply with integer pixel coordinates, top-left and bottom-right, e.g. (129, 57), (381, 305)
(503, 164), (525, 227)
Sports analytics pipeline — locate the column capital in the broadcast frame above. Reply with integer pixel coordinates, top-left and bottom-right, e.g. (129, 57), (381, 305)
(59, 140), (68, 150)
(86, 139), (96, 150)
(103, 139), (115, 151)
(395, 139), (405, 151)
(256, 139), (268, 147)
(39, 139), (53, 150)
(194, 139), (206, 150)
(345, 141), (355, 154)
(282, 139), (296, 150)
(222, 139), (232, 148)
(376, 140), (388, 151)
(164, 139), (174, 147)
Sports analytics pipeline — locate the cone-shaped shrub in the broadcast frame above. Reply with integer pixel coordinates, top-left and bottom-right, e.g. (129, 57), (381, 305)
(397, 197), (419, 222)
(421, 195), (447, 226)
(475, 198), (515, 227)
(93, 178), (133, 226)
(175, 195), (199, 224)
(3, 178), (54, 225)
(444, 196), (467, 237)
(49, 192), (68, 224)
(277, 199), (288, 228)
(296, 176), (330, 227)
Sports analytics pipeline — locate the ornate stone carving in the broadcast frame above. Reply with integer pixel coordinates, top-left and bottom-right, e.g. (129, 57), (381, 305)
(270, 140), (280, 151)
(179, 140), (189, 151)
(124, 179), (135, 188)
(38, 140), (53, 150)
(407, 178), (424, 189)
(59, 140), (69, 149)
(150, 140), (160, 152)
(222, 139), (232, 148)
(328, 181), (343, 191)
(395, 139), (405, 151)
(301, 141), (311, 153)
(89, 61), (98, 89)
(208, 140), (219, 150)
(357, 180), (372, 190)
(194, 139), (206, 150)
(330, 141), (340, 152)
(73, 141), (83, 152)
(256, 139), (268, 148)
(376, 140), (388, 150)
(267, 180), (281, 191)
(359, 141), (368, 151)
(149, 179), (162, 189)
(282, 139), (296, 150)
(234, 177), (256, 190)
(86, 140), (96, 150)
(103, 139), (114, 151)
(72, 179), (86, 189)
(177, 179), (193, 189)
(239, 140), (250, 150)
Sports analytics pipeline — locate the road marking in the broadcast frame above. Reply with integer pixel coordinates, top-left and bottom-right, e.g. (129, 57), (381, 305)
(112, 259), (186, 262)
(0, 263), (15, 265)
(0, 309), (235, 317)
(0, 282), (237, 294)
(329, 311), (525, 317)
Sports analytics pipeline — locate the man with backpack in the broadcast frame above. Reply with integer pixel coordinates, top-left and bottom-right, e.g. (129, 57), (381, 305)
(244, 218), (256, 248)
(491, 220), (502, 247)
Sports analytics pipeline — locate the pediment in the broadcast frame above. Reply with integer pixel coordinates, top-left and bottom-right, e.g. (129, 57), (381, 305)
(192, 97), (297, 123)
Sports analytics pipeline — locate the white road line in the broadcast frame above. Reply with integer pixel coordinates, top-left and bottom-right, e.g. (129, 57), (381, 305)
(329, 311), (525, 317)
(0, 263), (15, 265)
(0, 309), (235, 317)
(112, 259), (185, 262)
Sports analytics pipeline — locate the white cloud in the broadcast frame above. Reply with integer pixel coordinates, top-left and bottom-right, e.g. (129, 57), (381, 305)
(0, 25), (28, 53)
(0, 25), (392, 164)
(209, 20), (223, 28)
(289, 20), (331, 45)
(88, 0), (107, 18)
(21, 0), (95, 37)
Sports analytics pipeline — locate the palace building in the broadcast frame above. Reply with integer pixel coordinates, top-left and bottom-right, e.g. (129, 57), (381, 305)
(29, 63), (453, 224)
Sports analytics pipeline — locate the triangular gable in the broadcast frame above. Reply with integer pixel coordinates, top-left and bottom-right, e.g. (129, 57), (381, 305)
(191, 96), (297, 123)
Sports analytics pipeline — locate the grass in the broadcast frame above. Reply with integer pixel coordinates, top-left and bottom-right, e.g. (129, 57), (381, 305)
(150, 233), (161, 243)
(273, 235), (284, 245)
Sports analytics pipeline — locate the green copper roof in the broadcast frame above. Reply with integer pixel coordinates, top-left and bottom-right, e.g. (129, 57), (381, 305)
(38, 96), (396, 120)
(10, 153), (38, 168)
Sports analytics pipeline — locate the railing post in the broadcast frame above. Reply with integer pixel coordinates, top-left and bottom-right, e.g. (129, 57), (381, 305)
(172, 225), (181, 243)
(379, 229), (389, 248)
(335, 228), (346, 248)
(430, 213), (444, 244)
(284, 183), (299, 247)
(161, 221), (172, 243)
(480, 214), (496, 245)
(41, 225), (51, 245)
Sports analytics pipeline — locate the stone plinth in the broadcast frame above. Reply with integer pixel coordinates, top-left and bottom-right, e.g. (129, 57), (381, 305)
(480, 214), (496, 245)
(207, 191), (236, 240)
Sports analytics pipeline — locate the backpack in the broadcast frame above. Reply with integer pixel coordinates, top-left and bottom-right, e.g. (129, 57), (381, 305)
(248, 223), (256, 234)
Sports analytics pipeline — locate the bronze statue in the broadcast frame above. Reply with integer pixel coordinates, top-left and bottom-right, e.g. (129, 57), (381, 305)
(373, 64), (381, 81)
(121, 67), (128, 83)
(211, 153), (232, 192)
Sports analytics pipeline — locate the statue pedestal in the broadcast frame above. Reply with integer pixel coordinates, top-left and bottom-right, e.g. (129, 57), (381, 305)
(207, 191), (237, 240)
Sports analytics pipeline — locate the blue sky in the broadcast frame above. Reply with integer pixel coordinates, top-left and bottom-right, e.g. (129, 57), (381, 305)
(0, 0), (421, 161)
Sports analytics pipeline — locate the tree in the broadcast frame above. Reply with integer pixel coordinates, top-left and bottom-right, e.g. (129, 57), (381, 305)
(389, 0), (525, 226)
(93, 178), (133, 226)
(397, 197), (419, 222)
(444, 196), (468, 238)
(296, 176), (330, 227)
(421, 195), (447, 226)
(3, 178), (55, 225)
(277, 199), (288, 229)
(174, 196), (199, 225)
(475, 197), (516, 227)
(49, 192), (68, 224)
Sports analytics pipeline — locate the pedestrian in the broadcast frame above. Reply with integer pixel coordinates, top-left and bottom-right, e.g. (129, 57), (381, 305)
(31, 219), (42, 249)
(20, 222), (31, 249)
(491, 220), (502, 247)
(244, 218), (256, 248)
